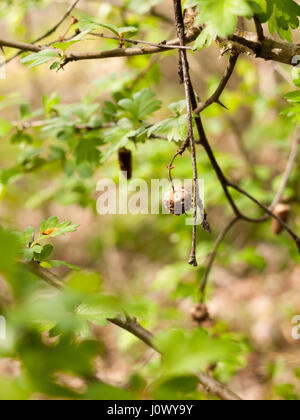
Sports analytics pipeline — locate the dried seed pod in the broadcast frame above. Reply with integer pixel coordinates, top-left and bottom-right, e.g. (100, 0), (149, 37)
(118, 147), (132, 179)
(272, 203), (291, 235)
(190, 303), (209, 324)
(163, 186), (192, 215)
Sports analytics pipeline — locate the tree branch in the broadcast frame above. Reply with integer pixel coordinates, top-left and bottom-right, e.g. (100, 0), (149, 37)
(2, 0), (81, 65)
(27, 261), (242, 401)
(228, 181), (300, 251)
(199, 126), (300, 300)
(107, 316), (156, 350)
(2, 27), (300, 67)
(194, 51), (239, 114)
(253, 15), (264, 43)
(197, 372), (241, 401)
(173, 0), (200, 267)
(90, 32), (193, 50)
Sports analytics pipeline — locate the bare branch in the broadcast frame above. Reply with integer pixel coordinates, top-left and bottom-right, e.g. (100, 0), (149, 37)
(228, 181), (300, 251)
(198, 127), (300, 300)
(2, 26), (300, 66)
(253, 15), (264, 43)
(197, 372), (242, 401)
(27, 261), (242, 401)
(0, 39), (43, 53)
(2, 0), (81, 65)
(35, 0), (81, 43)
(194, 51), (239, 114)
(173, 0), (200, 267)
(90, 32), (193, 50)
(108, 316), (156, 350)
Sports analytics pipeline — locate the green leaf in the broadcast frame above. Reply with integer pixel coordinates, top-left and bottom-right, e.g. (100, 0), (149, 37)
(84, 382), (136, 400)
(18, 331), (99, 397)
(154, 328), (242, 375)
(20, 103), (31, 119)
(85, 20), (138, 36)
(285, 90), (300, 102)
(74, 136), (102, 166)
(100, 118), (134, 163)
(267, 0), (300, 41)
(10, 131), (33, 145)
(193, 26), (218, 50)
(148, 101), (188, 142)
(52, 29), (92, 53)
(34, 244), (54, 262)
(151, 375), (200, 400)
(38, 216), (79, 241)
(118, 88), (161, 122)
(42, 92), (61, 115)
(76, 295), (121, 325)
(21, 49), (60, 68)
(148, 115), (188, 142)
(21, 226), (35, 247)
(168, 100), (186, 116)
(185, 0), (253, 39)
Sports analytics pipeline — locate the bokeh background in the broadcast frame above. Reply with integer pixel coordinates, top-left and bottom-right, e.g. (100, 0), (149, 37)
(0, 0), (300, 400)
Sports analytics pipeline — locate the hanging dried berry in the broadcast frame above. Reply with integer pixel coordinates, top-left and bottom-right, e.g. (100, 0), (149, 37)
(163, 186), (192, 215)
(190, 302), (210, 324)
(118, 147), (132, 180)
(272, 203), (291, 235)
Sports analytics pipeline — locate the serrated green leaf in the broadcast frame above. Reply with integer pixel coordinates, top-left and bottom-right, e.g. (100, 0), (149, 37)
(21, 49), (60, 68)
(38, 216), (79, 241)
(154, 328), (242, 375)
(118, 88), (161, 122)
(148, 114), (188, 142)
(186, 0), (253, 39)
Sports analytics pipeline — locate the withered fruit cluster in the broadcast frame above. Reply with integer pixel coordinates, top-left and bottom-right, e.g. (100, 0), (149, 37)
(118, 147), (132, 180)
(163, 186), (192, 216)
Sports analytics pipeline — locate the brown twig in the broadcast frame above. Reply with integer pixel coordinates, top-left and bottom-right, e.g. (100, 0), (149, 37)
(194, 52), (239, 114)
(167, 138), (190, 190)
(199, 127), (300, 300)
(254, 15), (264, 43)
(228, 181), (300, 251)
(1, 0), (81, 66)
(2, 27), (300, 66)
(173, 0), (199, 267)
(27, 261), (242, 401)
(91, 32), (193, 50)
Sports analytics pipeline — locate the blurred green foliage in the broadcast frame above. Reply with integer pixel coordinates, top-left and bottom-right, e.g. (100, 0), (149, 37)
(0, 0), (299, 401)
